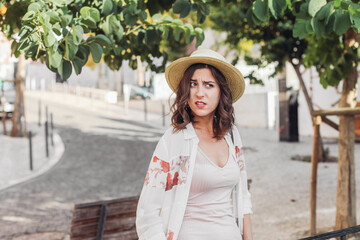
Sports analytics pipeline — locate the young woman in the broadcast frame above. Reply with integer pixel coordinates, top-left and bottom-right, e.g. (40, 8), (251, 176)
(136, 49), (253, 240)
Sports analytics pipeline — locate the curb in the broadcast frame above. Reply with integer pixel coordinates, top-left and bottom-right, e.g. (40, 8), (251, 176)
(0, 131), (65, 192)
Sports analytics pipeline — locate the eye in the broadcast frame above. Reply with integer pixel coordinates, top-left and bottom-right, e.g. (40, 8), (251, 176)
(190, 82), (197, 87)
(206, 83), (214, 88)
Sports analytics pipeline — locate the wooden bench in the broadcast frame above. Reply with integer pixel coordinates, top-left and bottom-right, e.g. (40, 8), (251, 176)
(70, 196), (139, 240)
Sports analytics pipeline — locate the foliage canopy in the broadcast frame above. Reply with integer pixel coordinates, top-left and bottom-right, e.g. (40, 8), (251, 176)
(209, 0), (360, 88)
(0, 0), (210, 79)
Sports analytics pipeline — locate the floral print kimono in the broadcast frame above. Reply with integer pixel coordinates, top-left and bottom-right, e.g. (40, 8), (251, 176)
(136, 123), (252, 240)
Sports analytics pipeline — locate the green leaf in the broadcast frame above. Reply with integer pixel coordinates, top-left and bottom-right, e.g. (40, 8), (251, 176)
(306, 19), (313, 33)
(65, 36), (78, 60)
(124, 12), (137, 26)
(316, 2), (334, 24)
(73, 25), (84, 44)
(51, 0), (67, 7)
(28, 2), (41, 12)
(325, 13), (335, 34)
(308, 0), (326, 17)
(49, 50), (62, 68)
(185, 23), (194, 32)
(349, 6), (360, 30)
(334, 10), (351, 35)
(162, 25), (171, 40)
(174, 26), (183, 41)
(102, 0), (113, 15)
(81, 18), (97, 29)
(72, 59), (83, 75)
(11, 41), (19, 55)
(319, 73), (328, 88)
(103, 15), (124, 40)
(194, 27), (204, 48)
(53, 23), (62, 36)
(80, 7), (100, 22)
(184, 25), (193, 44)
(90, 42), (102, 63)
(145, 28), (156, 46)
(89, 8), (100, 22)
(114, 45), (122, 55)
(23, 11), (36, 22)
(334, 0), (341, 8)
(94, 34), (112, 47)
(313, 18), (325, 38)
(293, 19), (308, 39)
(268, 0), (286, 19)
(76, 45), (89, 65)
(152, 13), (162, 23)
(140, 10), (147, 22)
(137, 29), (145, 45)
(172, 19), (183, 26)
(58, 60), (72, 79)
(60, 15), (73, 27)
(18, 25), (35, 39)
(286, 0), (292, 10)
(163, 16), (173, 23)
(44, 31), (56, 47)
(173, 0), (191, 18)
(253, 0), (269, 23)
(47, 11), (61, 24)
(18, 39), (31, 52)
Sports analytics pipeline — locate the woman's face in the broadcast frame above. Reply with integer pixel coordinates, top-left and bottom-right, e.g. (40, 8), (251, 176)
(187, 68), (221, 121)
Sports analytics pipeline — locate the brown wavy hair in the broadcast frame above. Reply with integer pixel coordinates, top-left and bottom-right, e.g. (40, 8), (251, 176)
(170, 63), (234, 139)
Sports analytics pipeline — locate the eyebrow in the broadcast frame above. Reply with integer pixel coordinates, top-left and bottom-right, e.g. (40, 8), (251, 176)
(190, 79), (215, 83)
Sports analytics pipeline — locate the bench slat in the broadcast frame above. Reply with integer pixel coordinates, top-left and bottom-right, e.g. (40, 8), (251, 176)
(70, 196), (139, 240)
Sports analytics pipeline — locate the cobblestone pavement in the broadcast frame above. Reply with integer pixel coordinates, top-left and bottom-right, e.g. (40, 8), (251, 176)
(0, 126), (159, 240)
(2, 92), (360, 240)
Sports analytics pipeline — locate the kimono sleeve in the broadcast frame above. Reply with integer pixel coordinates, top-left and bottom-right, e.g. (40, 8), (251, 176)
(233, 126), (253, 215)
(136, 136), (169, 240)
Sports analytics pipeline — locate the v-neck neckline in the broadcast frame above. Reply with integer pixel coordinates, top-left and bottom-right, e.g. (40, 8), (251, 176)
(197, 145), (231, 169)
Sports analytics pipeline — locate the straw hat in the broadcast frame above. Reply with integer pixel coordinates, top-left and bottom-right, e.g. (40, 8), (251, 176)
(165, 49), (245, 103)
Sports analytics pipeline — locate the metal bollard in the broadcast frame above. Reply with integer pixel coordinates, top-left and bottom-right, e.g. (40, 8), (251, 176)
(144, 97), (147, 121)
(50, 113), (54, 146)
(28, 131), (33, 171)
(45, 105), (48, 123)
(45, 121), (49, 158)
(38, 100), (41, 126)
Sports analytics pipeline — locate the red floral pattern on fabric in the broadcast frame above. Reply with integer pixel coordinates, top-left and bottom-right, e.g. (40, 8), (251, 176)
(160, 161), (170, 173)
(235, 145), (245, 171)
(144, 155), (190, 189)
(167, 231), (174, 240)
(165, 172), (179, 191)
(153, 156), (159, 162)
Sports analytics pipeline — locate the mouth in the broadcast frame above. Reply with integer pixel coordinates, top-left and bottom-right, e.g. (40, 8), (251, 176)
(195, 101), (206, 108)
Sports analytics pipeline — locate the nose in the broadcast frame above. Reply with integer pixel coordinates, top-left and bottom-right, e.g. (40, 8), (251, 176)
(195, 85), (204, 98)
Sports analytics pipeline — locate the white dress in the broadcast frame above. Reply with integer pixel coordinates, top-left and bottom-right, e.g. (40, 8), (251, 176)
(177, 146), (242, 240)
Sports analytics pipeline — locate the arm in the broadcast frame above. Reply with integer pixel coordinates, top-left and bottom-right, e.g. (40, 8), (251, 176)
(136, 137), (169, 240)
(232, 126), (253, 238)
(243, 214), (253, 240)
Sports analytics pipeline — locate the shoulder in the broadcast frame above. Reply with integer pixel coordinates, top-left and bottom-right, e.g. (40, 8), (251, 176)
(158, 126), (186, 146)
(231, 124), (243, 146)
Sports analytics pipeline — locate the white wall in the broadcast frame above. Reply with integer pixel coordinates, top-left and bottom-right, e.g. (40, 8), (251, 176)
(234, 92), (278, 129)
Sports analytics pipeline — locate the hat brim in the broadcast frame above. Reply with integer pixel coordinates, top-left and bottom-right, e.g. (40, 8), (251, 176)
(165, 56), (245, 103)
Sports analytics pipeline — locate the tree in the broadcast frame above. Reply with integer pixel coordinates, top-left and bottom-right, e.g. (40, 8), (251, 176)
(209, 0), (359, 231)
(0, 0), (210, 136)
(0, 0), (209, 76)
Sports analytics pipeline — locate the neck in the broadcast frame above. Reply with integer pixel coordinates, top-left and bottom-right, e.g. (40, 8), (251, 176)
(192, 116), (214, 133)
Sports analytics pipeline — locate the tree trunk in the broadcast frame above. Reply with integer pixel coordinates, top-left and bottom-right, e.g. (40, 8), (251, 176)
(335, 30), (358, 229)
(335, 67), (357, 230)
(292, 63), (326, 162)
(10, 55), (26, 137)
